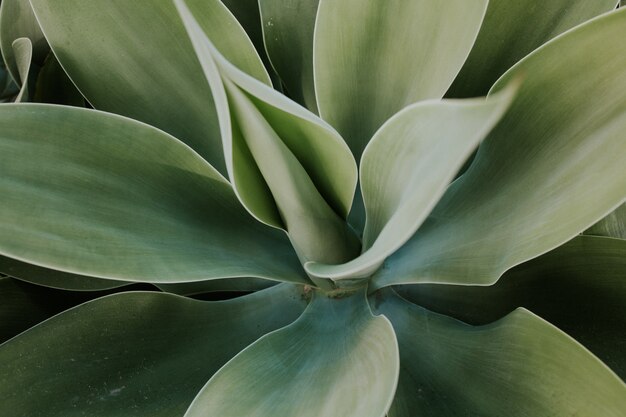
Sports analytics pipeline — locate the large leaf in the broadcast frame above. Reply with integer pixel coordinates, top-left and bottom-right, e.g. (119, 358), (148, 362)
(372, 9), (626, 289)
(448, 0), (618, 98)
(259, 0), (319, 111)
(0, 284), (307, 417)
(585, 203), (626, 239)
(184, 288), (398, 417)
(176, 0), (359, 268)
(306, 85), (517, 281)
(0, 0), (47, 84)
(29, 0), (270, 174)
(373, 290), (626, 416)
(314, 0), (488, 161)
(0, 256), (127, 291)
(396, 235), (626, 380)
(0, 104), (308, 285)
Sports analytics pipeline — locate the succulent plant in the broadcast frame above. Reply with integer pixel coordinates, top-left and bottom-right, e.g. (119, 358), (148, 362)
(0, 0), (625, 416)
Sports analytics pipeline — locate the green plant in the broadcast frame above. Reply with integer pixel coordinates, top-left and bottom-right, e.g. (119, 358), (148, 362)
(0, 0), (625, 415)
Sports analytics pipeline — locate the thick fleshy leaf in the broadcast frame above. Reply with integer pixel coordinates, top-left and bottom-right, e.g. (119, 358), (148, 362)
(448, 0), (618, 98)
(306, 85), (517, 281)
(29, 0), (270, 174)
(184, 289), (398, 417)
(0, 284), (307, 417)
(0, 256), (127, 291)
(396, 235), (626, 380)
(314, 0), (488, 161)
(0, 0), (47, 84)
(176, 0), (359, 268)
(585, 203), (626, 239)
(373, 290), (626, 417)
(372, 9), (626, 289)
(0, 104), (308, 285)
(259, 0), (319, 111)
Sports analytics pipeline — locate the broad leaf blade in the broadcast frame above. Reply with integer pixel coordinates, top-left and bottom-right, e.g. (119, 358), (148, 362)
(306, 85), (517, 280)
(396, 235), (626, 380)
(374, 290), (626, 416)
(29, 0), (269, 174)
(448, 0), (618, 98)
(314, 0), (488, 161)
(0, 104), (308, 285)
(0, 284), (307, 417)
(372, 9), (626, 289)
(184, 289), (398, 417)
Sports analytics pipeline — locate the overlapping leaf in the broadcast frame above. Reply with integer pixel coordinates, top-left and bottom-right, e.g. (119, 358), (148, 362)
(0, 104), (308, 284)
(396, 235), (626, 380)
(448, 0), (618, 98)
(184, 289), (398, 417)
(0, 284), (307, 417)
(29, 0), (270, 174)
(585, 203), (626, 239)
(314, 0), (488, 161)
(372, 9), (626, 289)
(374, 290), (626, 416)
(176, 0), (359, 267)
(306, 85), (517, 281)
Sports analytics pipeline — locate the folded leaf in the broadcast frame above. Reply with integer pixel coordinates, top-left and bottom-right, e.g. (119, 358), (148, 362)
(396, 235), (626, 380)
(373, 290), (626, 417)
(259, 0), (319, 111)
(11, 37), (33, 102)
(0, 104), (308, 285)
(29, 0), (270, 174)
(372, 9), (626, 289)
(0, 284), (307, 417)
(306, 84), (517, 280)
(0, 0), (47, 84)
(184, 289), (398, 417)
(314, 0), (488, 161)
(448, 0), (618, 98)
(176, 0), (359, 268)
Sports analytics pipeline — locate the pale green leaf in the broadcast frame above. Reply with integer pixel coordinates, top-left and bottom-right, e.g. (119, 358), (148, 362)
(372, 9), (626, 289)
(185, 289), (398, 417)
(0, 284), (307, 417)
(585, 203), (626, 239)
(0, 0), (47, 84)
(29, 0), (270, 174)
(397, 235), (626, 379)
(0, 104), (308, 285)
(373, 290), (626, 417)
(448, 0), (618, 98)
(259, 0), (319, 111)
(0, 256), (127, 291)
(176, 0), (359, 268)
(11, 37), (33, 102)
(314, 0), (488, 161)
(306, 85), (517, 281)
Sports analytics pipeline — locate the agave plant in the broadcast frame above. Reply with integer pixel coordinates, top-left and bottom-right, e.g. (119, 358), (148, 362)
(0, 0), (625, 415)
